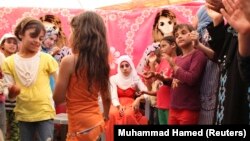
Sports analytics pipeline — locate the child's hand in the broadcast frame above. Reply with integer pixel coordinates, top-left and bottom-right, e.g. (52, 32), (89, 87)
(142, 71), (155, 79)
(0, 79), (9, 96)
(132, 98), (140, 111)
(190, 31), (200, 47)
(136, 91), (144, 96)
(50, 46), (60, 56)
(171, 79), (180, 89)
(148, 54), (157, 63)
(103, 113), (109, 122)
(8, 85), (20, 99)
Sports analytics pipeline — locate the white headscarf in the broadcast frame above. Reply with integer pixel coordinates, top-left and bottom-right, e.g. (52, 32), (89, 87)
(44, 26), (58, 40)
(115, 55), (141, 90)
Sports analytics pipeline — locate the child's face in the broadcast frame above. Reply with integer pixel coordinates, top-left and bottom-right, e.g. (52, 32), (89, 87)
(2, 38), (18, 54)
(160, 40), (173, 55)
(21, 28), (45, 53)
(43, 34), (57, 48)
(174, 27), (192, 48)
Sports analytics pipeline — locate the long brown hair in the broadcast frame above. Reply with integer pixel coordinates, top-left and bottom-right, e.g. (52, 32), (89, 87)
(70, 11), (110, 96)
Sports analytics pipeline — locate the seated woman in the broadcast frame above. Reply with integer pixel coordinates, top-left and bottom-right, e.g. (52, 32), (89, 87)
(105, 55), (149, 141)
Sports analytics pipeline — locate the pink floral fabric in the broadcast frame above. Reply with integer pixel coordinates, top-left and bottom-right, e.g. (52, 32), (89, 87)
(0, 2), (203, 75)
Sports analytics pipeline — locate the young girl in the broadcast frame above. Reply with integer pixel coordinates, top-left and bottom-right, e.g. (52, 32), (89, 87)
(39, 14), (72, 63)
(168, 24), (207, 125)
(142, 49), (161, 125)
(0, 33), (19, 141)
(143, 36), (180, 125)
(0, 33), (18, 57)
(154, 36), (178, 125)
(1, 17), (58, 141)
(41, 26), (58, 56)
(53, 11), (111, 141)
(0, 33), (18, 139)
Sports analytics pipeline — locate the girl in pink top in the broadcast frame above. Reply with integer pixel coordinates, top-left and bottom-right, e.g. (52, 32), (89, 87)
(156, 36), (180, 124)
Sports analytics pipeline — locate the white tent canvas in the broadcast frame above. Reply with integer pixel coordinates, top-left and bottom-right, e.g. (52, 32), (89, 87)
(0, 0), (132, 9)
(0, 0), (204, 9)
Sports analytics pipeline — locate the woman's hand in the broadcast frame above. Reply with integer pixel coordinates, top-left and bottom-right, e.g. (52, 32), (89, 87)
(205, 0), (224, 13)
(236, 0), (250, 22)
(132, 98), (141, 111)
(118, 105), (125, 117)
(205, 2), (224, 26)
(220, 0), (250, 34)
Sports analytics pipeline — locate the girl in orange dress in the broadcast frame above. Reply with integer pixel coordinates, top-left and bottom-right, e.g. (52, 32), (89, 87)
(53, 11), (111, 141)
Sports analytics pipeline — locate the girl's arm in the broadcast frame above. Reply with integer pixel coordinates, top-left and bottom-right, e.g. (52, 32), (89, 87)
(51, 71), (57, 85)
(220, 0), (250, 83)
(170, 51), (207, 86)
(133, 77), (150, 109)
(140, 90), (156, 96)
(190, 31), (215, 59)
(205, 4), (226, 61)
(53, 55), (73, 105)
(3, 74), (19, 100)
(196, 42), (215, 60)
(100, 91), (111, 121)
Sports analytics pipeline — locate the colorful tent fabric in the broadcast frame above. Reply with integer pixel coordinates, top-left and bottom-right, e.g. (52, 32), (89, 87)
(0, 1), (203, 75)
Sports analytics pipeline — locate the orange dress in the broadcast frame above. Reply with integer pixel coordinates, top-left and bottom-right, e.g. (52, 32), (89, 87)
(105, 86), (148, 141)
(66, 74), (104, 141)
